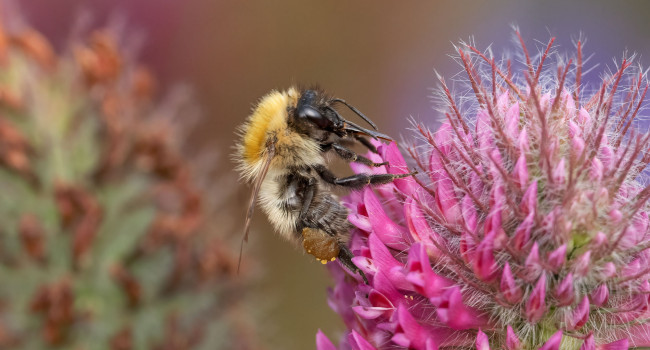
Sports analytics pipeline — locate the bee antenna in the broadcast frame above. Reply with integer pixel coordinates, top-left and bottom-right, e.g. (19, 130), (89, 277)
(238, 140), (276, 275)
(329, 98), (378, 130)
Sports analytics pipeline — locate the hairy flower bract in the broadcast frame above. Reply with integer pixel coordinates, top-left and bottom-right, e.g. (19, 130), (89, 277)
(318, 33), (650, 350)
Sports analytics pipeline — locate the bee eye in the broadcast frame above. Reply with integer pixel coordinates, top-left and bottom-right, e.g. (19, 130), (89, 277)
(297, 106), (332, 129)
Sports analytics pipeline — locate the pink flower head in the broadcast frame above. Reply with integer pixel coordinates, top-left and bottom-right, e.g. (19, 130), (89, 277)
(319, 32), (650, 349)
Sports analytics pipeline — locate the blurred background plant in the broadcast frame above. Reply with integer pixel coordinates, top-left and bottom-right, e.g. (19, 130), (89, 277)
(0, 4), (257, 349)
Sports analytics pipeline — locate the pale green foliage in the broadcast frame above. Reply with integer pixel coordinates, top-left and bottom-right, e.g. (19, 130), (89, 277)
(0, 22), (253, 350)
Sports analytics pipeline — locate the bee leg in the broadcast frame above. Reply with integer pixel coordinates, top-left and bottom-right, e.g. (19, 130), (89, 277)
(296, 178), (316, 233)
(353, 135), (379, 154)
(314, 164), (416, 189)
(329, 143), (387, 167)
(338, 245), (368, 284)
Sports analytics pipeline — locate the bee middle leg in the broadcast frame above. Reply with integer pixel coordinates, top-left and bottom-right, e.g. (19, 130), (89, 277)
(295, 177), (316, 234)
(322, 142), (387, 167)
(314, 164), (415, 189)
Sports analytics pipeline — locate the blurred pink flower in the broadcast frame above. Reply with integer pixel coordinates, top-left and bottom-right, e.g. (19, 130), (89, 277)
(318, 32), (650, 349)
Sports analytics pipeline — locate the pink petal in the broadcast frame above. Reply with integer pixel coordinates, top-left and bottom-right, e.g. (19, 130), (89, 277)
(497, 91), (510, 114)
(572, 135), (585, 158)
(590, 158), (604, 181)
(520, 181), (538, 215)
(469, 171), (485, 199)
(500, 262), (523, 304)
(538, 331), (562, 350)
(567, 296), (590, 330)
(512, 154), (529, 188)
(364, 188), (411, 251)
(599, 144), (614, 172)
(428, 151), (461, 225)
(483, 206), (503, 239)
(539, 93), (551, 114)
(505, 101), (520, 138)
(327, 268), (358, 326)
(353, 289), (395, 320)
(524, 242), (542, 280)
(506, 325), (521, 350)
(552, 158), (566, 184)
(623, 259), (641, 279)
(348, 211), (373, 232)
(373, 271), (407, 306)
(597, 338), (629, 350)
(317, 330), (338, 350)
(476, 329), (490, 350)
(525, 274), (547, 323)
(351, 255), (376, 278)
(512, 213), (534, 251)
(405, 197), (443, 258)
(574, 251), (592, 277)
(366, 233), (410, 290)
(433, 123), (454, 154)
(472, 230), (498, 281)
(626, 323), (650, 347)
(405, 243), (453, 299)
(392, 305), (432, 350)
(349, 330), (378, 350)
(555, 273), (575, 306)
(634, 212), (649, 240)
(590, 284), (609, 307)
(460, 232), (478, 263)
(434, 286), (487, 330)
(577, 107), (590, 123)
(591, 232), (608, 250)
(563, 90), (576, 116)
(475, 110), (493, 149)
(461, 195), (478, 234)
(580, 334), (595, 350)
(609, 210), (623, 223)
(601, 262), (616, 278)
(383, 142), (419, 196)
(547, 244), (567, 271)
(540, 207), (558, 236)
(568, 121), (581, 138)
(519, 127), (530, 153)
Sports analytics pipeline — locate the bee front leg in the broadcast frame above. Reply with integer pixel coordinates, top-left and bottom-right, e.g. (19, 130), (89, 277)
(352, 135), (379, 154)
(314, 164), (416, 189)
(328, 143), (387, 167)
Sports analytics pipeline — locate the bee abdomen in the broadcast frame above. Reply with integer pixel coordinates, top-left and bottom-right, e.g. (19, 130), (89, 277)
(301, 192), (351, 242)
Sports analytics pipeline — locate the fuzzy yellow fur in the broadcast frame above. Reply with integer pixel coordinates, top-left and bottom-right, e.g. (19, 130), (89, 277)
(236, 87), (322, 183)
(235, 87), (326, 239)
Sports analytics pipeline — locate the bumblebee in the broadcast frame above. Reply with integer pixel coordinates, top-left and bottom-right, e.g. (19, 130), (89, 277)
(235, 86), (413, 282)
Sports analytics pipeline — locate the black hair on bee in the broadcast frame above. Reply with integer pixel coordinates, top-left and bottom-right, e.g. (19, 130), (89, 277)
(235, 86), (414, 283)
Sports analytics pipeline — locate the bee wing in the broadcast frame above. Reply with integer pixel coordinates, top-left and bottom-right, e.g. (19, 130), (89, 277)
(238, 141), (276, 273)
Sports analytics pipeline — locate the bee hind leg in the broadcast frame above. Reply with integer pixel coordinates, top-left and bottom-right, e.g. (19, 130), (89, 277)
(302, 227), (368, 284)
(338, 245), (368, 284)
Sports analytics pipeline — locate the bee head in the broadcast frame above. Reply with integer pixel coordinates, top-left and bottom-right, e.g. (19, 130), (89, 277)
(291, 89), (392, 141)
